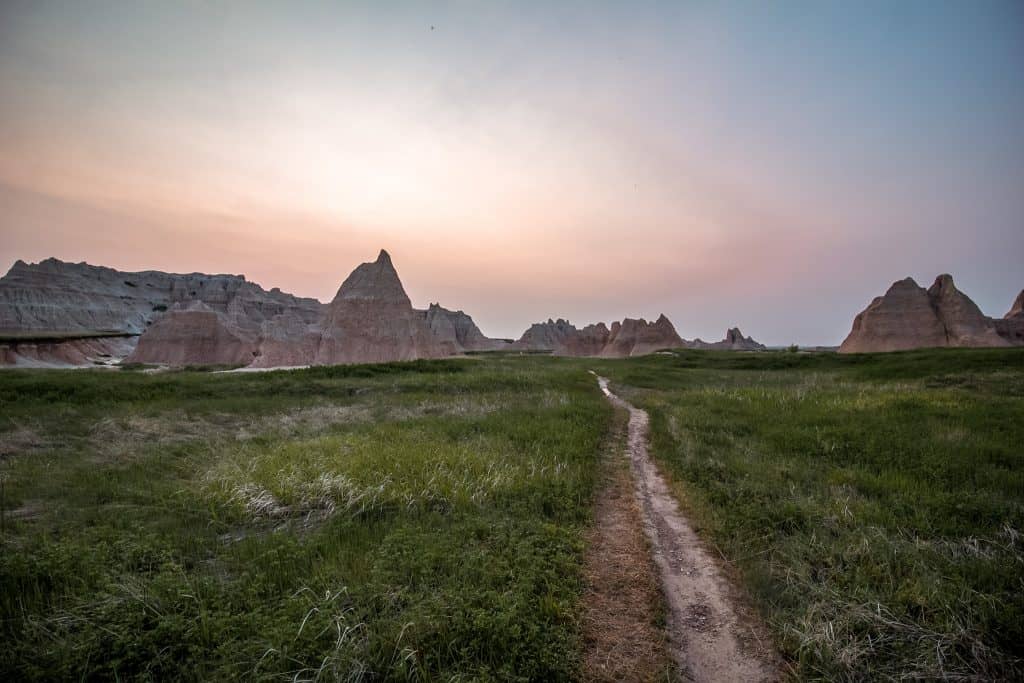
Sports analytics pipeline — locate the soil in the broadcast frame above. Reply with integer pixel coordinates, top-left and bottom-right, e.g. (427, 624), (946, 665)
(595, 374), (780, 682)
(582, 406), (674, 681)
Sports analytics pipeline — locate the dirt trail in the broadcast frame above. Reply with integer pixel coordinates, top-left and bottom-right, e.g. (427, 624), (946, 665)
(595, 374), (780, 682)
(582, 407), (673, 681)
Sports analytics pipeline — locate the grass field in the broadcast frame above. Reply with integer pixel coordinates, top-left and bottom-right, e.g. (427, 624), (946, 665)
(593, 348), (1024, 680)
(0, 358), (610, 681)
(2, 348), (1023, 680)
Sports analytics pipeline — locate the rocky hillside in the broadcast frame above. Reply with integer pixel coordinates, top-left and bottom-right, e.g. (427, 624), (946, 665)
(840, 275), (1021, 353)
(0, 257), (320, 337)
(689, 327), (767, 351)
(513, 314), (691, 357)
(512, 316), (766, 357)
(135, 250), (511, 367)
(1, 251), (508, 367)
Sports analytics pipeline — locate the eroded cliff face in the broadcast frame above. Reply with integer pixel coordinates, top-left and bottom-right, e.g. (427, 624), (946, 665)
(0, 258), (321, 367)
(0, 258), (319, 336)
(601, 315), (685, 357)
(312, 251), (450, 365)
(1, 251), (506, 368)
(926, 275), (1008, 348)
(689, 327), (766, 351)
(993, 290), (1024, 346)
(840, 275), (1021, 353)
(425, 304), (512, 353)
(511, 314), (688, 358)
(127, 302), (260, 366)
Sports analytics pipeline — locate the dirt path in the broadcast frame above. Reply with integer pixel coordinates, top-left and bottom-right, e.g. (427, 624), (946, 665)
(582, 406), (673, 681)
(594, 374), (780, 682)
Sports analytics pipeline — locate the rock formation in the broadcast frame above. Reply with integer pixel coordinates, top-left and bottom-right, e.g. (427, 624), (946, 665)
(246, 251), (511, 367)
(1, 251), (505, 368)
(0, 335), (136, 368)
(512, 314), (685, 357)
(689, 327), (766, 351)
(993, 290), (1024, 346)
(926, 274), (1008, 348)
(0, 257), (320, 336)
(425, 304), (512, 353)
(312, 250), (451, 365)
(600, 315), (685, 357)
(0, 257), (321, 367)
(513, 319), (580, 352)
(839, 274), (1020, 353)
(127, 302), (259, 366)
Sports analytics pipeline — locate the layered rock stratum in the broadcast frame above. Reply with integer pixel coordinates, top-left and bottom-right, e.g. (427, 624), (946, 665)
(839, 275), (1021, 353)
(128, 302), (260, 366)
(510, 315), (767, 357)
(993, 290), (1024, 346)
(688, 327), (767, 351)
(509, 314), (767, 357)
(310, 250), (453, 365)
(0, 251), (507, 368)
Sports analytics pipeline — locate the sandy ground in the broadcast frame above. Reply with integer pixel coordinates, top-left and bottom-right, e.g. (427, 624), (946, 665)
(582, 406), (673, 681)
(595, 374), (780, 682)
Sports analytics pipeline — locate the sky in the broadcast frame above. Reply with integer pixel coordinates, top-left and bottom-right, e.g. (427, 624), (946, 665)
(1, 1), (1022, 345)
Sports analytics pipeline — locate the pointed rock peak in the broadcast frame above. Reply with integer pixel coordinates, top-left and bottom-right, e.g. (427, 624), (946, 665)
(332, 249), (411, 307)
(928, 273), (957, 295)
(891, 277), (922, 291)
(1007, 290), (1024, 319)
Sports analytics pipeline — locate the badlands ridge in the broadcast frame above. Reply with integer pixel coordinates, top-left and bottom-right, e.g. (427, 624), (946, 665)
(0, 250), (761, 368)
(0, 251), (1020, 368)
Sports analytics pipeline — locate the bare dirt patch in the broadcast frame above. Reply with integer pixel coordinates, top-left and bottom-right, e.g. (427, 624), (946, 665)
(582, 407), (673, 681)
(596, 374), (781, 682)
(0, 425), (48, 458)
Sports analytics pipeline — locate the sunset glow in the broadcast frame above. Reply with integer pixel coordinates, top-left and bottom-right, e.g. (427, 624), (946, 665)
(2, 1), (1022, 343)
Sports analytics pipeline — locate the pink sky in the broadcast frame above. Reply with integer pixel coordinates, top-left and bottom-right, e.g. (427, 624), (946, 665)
(1, 2), (1022, 343)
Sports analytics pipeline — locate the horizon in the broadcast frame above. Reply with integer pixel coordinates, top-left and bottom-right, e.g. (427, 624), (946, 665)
(2, 1), (1022, 345)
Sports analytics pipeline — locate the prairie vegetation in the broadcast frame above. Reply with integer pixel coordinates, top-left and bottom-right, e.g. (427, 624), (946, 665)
(0, 358), (610, 680)
(593, 348), (1024, 680)
(2, 348), (1022, 680)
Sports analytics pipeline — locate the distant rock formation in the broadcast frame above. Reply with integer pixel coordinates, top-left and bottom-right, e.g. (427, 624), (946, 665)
(688, 327), (766, 351)
(0, 258), (321, 367)
(926, 275), (1008, 348)
(993, 290), (1024, 346)
(311, 250), (451, 365)
(0, 335), (136, 368)
(1, 251), (506, 368)
(601, 315), (685, 357)
(424, 304), (512, 353)
(512, 314), (686, 357)
(513, 319), (580, 353)
(839, 274), (1020, 353)
(0, 257), (319, 337)
(127, 302), (259, 366)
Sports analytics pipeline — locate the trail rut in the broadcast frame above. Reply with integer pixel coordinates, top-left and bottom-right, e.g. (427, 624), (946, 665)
(594, 374), (779, 682)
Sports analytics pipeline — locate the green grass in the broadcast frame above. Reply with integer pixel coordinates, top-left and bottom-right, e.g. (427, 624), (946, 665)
(3, 348), (1023, 680)
(0, 357), (610, 681)
(592, 347), (1024, 680)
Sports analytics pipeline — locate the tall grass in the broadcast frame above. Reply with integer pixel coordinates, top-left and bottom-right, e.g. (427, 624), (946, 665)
(0, 357), (609, 681)
(594, 348), (1024, 680)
